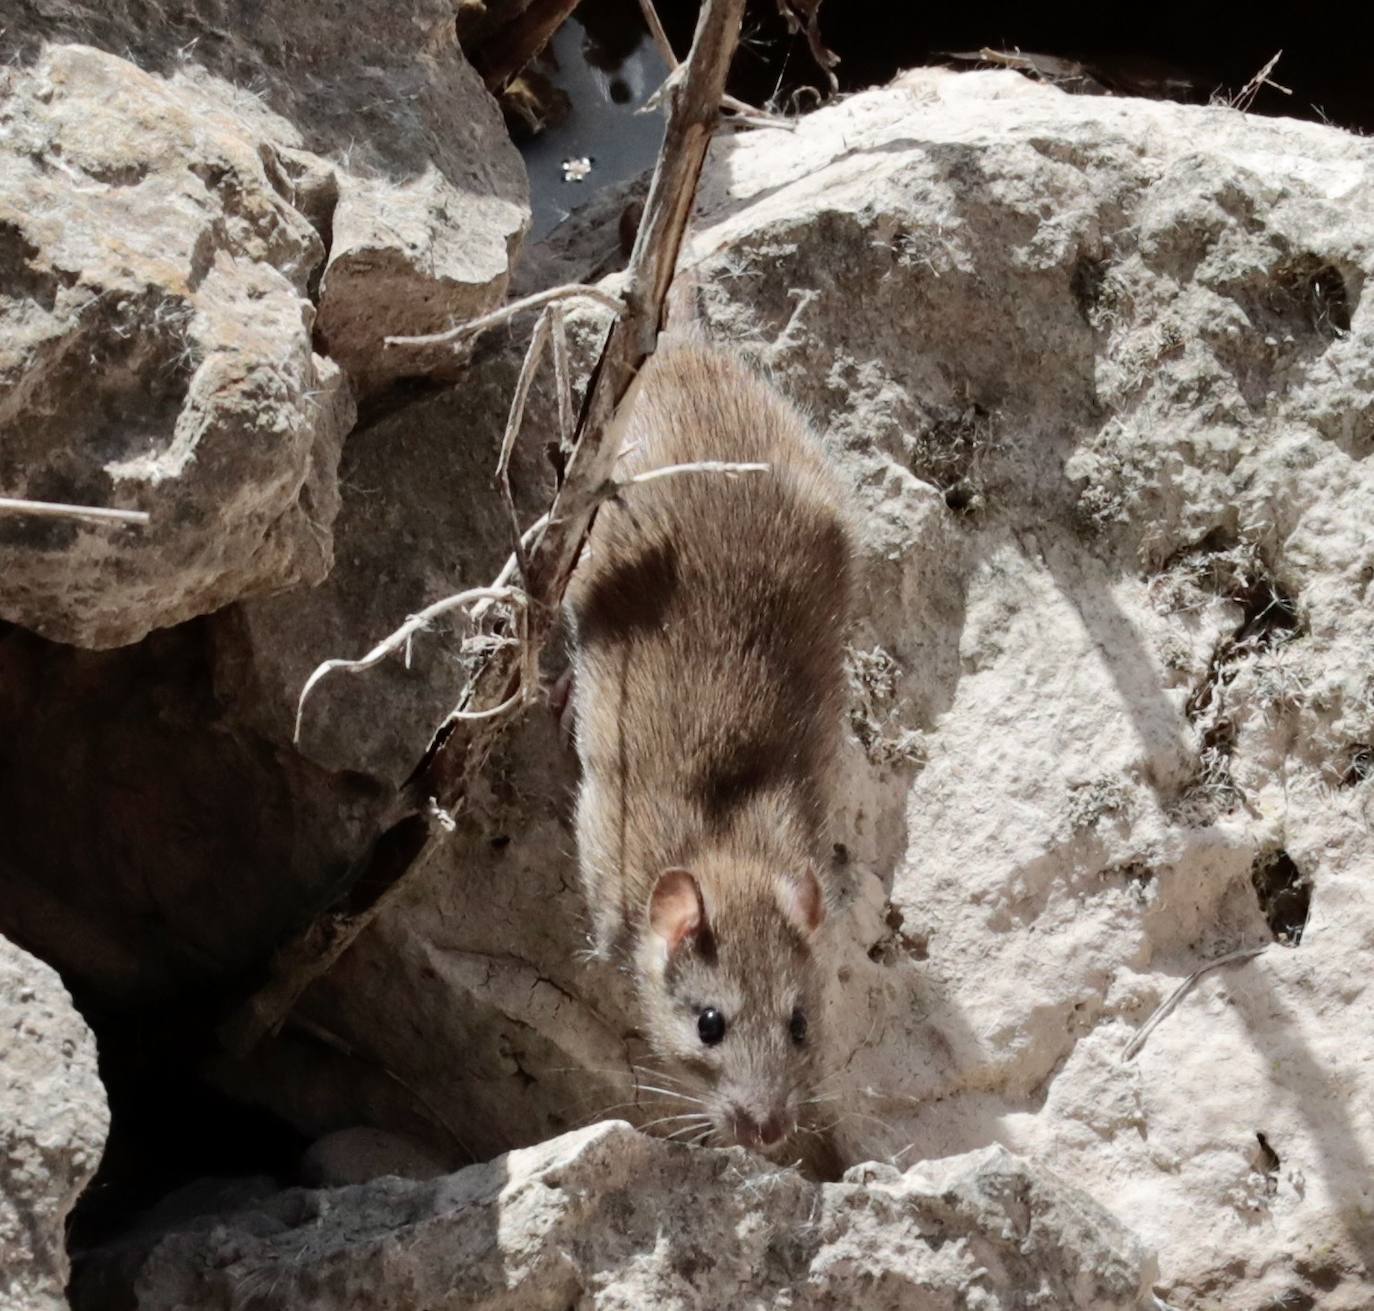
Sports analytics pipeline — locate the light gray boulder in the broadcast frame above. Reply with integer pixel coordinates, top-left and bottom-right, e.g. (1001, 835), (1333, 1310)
(1, 933), (108, 1311)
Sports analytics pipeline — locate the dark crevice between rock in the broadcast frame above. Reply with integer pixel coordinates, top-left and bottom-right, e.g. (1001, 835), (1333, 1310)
(907, 400), (995, 519)
(67, 1001), (309, 1260)
(0, 618), (399, 1299)
(643, 3), (1374, 134)
(1251, 851), (1311, 946)
(1339, 744), (1373, 788)
(867, 902), (928, 965)
(1070, 252), (1109, 324)
(1172, 538), (1303, 817)
(1270, 255), (1353, 342)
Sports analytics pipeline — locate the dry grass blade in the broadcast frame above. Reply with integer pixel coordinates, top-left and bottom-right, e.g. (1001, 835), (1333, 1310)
(219, 0), (749, 1059)
(0, 496), (149, 526)
(1122, 944), (1269, 1061)
(293, 585), (529, 744)
(383, 284), (627, 352)
(638, 0), (795, 129)
(1230, 51), (1291, 113)
(775, 0), (838, 93)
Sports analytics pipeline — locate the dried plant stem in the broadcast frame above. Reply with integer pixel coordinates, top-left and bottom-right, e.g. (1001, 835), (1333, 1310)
(384, 284), (627, 353)
(292, 586), (529, 744)
(219, 0), (748, 1059)
(296, 459), (768, 739)
(1122, 944), (1269, 1061)
(637, 0), (794, 129)
(1230, 51), (1290, 113)
(0, 496), (149, 526)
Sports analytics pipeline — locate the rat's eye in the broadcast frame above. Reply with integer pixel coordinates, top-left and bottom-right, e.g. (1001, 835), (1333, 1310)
(790, 1007), (807, 1045)
(697, 1007), (726, 1045)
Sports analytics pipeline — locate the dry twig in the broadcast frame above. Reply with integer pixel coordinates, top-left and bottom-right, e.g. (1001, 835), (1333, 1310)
(775, 0), (838, 93)
(0, 496), (149, 526)
(220, 0), (749, 1058)
(1229, 51), (1291, 113)
(384, 283), (627, 353)
(1122, 944), (1269, 1061)
(637, 0), (795, 129)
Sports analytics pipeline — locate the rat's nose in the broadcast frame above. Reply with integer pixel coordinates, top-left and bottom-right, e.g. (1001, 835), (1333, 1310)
(729, 1106), (790, 1150)
(757, 1113), (786, 1147)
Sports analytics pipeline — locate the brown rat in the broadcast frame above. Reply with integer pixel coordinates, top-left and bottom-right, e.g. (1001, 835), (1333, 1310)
(566, 342), (852, 1153)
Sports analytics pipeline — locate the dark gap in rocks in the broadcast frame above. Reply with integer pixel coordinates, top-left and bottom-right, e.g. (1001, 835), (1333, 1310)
(943, 483), (976, 514)
(1264, 1292), (1316, 1311)
(67, 997), (309, 1257)
(1271, 256), (1352, 341)
(1114, 861), (1154, 902)
(648, 2), (1374, 135)
(1250, 851), (1311, 946)
(0, 618), (391, 1285)
(517, 4), (1374, 248)
(1182, 538), (1302, 723)
(352, 374), (455, 432)
(337, 814), (433, 918)
(1070, 253), (1109, 322)
(867, 902), (928, 965)
(906, 401), (993, 517)
(1340, 745), (1374, 788)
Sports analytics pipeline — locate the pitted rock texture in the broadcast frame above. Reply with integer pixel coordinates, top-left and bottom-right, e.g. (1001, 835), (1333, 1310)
(213, 70), (1374, 1310)
(3, 0), (530, 394)
(0, 0), (527, 647)
(0, 45), (353, 648)
(1, 933), (108, 1311)
(112, 1125), (1153, 1310)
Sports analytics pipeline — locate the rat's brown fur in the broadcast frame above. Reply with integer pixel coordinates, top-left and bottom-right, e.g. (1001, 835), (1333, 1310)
(567, 342), (852, 1151)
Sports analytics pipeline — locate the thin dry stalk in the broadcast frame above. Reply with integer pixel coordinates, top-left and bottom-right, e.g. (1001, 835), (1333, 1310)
(296, 460), (767, 739)
(219, 0), (749, 1059)
(496, 307), (554, 587)
(384, 284), (627, 353)
(293, 585), (528, 744)
(550, 304), (574, 451)
(1230, 51), (1291, 113)
(1122, 944), (1269, 1061)
(637, 0), (795, 129)
(775, 0), (839, 93)
(0, 496), (149, 526)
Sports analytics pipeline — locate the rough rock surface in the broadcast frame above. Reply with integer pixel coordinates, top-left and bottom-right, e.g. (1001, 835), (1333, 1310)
(0, 45), (354, 648)
(117, 1124), (1152, 1310)
(1, 933), (108, 1311)
(0, 0), (527, 647)
(210, 70), (1374, 1310)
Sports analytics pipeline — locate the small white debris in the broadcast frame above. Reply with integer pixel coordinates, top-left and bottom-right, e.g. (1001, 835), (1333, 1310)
(561, 156), (593, 182)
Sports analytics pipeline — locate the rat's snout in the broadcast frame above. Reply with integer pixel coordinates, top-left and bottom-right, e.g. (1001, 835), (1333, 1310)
(726, 1103), (794, 1151)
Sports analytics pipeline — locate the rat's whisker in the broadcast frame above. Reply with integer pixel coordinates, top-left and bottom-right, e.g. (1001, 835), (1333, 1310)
(639, 1111), (715, 1133)
(634, 1084), (709, 1106)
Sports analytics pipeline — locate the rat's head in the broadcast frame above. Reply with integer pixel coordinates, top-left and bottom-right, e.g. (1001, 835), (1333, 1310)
(633, 856), (826, 1154)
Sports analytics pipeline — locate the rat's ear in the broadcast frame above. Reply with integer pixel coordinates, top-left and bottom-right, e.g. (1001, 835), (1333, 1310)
(648, 868), (706, 957)
(779, 866), (826, 937)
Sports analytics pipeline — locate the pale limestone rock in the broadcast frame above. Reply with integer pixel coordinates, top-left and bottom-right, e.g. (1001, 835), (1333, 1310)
(0, 0), (528, 646)
(122, 1124), (1152, 1310)
(0, 934), (108, 1311)
(0, 45), (353, 647)
(219, 69), (1374, 1309)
